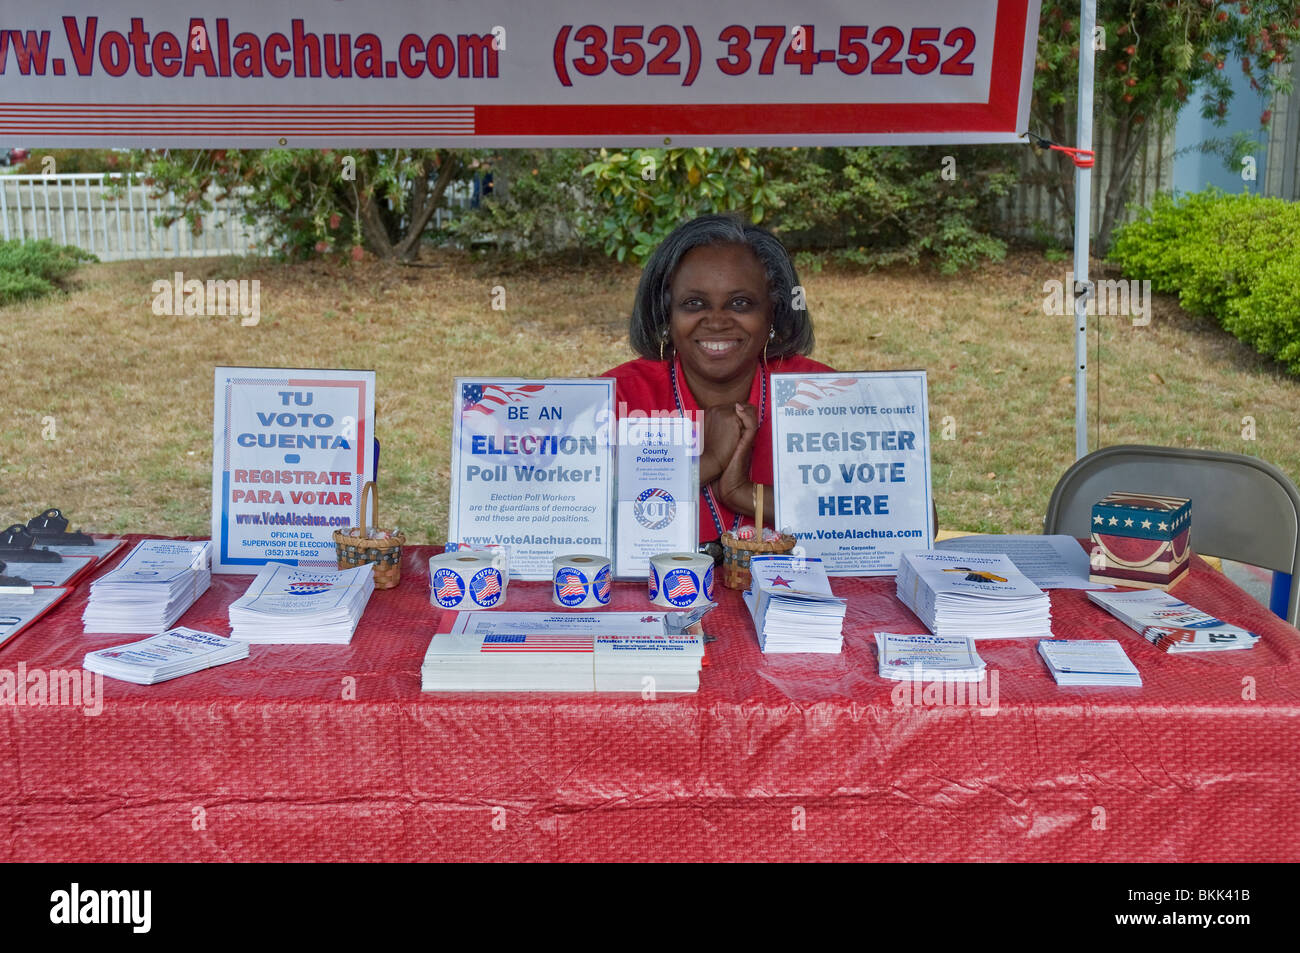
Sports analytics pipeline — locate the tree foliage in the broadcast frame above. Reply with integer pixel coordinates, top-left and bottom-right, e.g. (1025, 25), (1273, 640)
(1032, 0), (1300, 251)
(580, 148), (777, 263)
(134, 148), (460, 260)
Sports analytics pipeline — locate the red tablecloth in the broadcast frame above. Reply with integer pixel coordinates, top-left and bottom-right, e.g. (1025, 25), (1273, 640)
(3, 537), (1299, 862)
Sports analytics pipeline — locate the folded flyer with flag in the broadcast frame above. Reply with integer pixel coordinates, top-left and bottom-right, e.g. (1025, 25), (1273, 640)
(228, 562), (374, 644)
(1086, 589), (1260, 653)
(422, 611), (703, 692)
(744, 554), (846, 654)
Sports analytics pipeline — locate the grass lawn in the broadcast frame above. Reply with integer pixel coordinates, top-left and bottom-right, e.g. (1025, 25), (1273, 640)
(2, 249), (1298, 543)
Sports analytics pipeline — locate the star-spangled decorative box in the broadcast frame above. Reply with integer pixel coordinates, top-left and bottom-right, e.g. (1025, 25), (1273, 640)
(1089, 491), (1192, 589)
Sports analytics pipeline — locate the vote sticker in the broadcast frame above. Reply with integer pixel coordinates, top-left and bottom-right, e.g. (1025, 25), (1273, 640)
(661, 568), (701, 608)
(593, 564), (612, 605)
(634, 487), (676, 531)
(469, 567), (503, 608)
(554, 567), (590, 607)
(704, 564), (714, 601)
(647, 564), (659, 600)
(431, 568), (467, 608)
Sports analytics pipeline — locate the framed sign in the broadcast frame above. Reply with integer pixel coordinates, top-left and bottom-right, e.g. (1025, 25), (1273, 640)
(449, 378), (614, 580)
(7, 1), (1041, 147)
(771, 371), (933, 575)
(613, 411), (699, 578)
(212, 366), (375, 573)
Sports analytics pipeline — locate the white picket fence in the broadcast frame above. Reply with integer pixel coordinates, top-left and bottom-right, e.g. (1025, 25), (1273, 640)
(0, 173), (475, 261)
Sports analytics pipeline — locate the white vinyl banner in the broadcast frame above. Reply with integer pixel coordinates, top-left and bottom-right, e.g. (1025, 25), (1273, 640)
(1, 1), (1041, 145)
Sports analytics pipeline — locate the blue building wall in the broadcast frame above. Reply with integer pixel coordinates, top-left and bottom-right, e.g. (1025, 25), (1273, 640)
(1172, 64), (1273, 195)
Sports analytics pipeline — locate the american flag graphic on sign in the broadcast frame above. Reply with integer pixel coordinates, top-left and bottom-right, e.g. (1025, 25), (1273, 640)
(481, 633), (592, 653)
(462, 383), (546, 416)
(557, 572), (586, 597)
(668, 574), (697, 600)
(436, 574), (462, 600)
(775, 378), (859, 410)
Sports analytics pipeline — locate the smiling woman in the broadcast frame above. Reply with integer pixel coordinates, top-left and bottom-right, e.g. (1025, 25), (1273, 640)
(603, 214), (833, 550)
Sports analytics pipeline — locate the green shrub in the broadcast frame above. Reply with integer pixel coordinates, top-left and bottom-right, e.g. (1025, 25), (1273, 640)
(764, 146), (1016, 274)
(448, 150), (600, 258)
(1110, 190), (1300, 373)
(0, 239), (97, 305)
(580, 148), (777, 263)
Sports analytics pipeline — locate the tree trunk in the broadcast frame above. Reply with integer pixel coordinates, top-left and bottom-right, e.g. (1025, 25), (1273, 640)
(394, 152), (461, 261)
(336, 150), (462, 260)
(1096, 117), (1150, 254)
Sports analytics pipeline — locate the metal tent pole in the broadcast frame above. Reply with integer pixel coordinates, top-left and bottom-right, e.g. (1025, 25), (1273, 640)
(1073, 0), (1097, 460)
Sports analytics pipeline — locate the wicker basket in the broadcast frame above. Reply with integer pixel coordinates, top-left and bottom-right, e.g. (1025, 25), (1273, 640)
(333, 481), (405, 590)
(718, 484), (796, 590)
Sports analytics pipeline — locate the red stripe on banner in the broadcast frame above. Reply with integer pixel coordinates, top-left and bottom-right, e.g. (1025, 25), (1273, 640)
(986, 0), (1030, 130)
(472, 101), (1009, 137)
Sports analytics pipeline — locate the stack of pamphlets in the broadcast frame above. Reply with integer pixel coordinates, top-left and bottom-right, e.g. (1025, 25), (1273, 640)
(82, 540), (212, 634)
(874, 632), (987, 682)
(1086, 589), (1260, 653)
(422, 612), (704, 692)
(228, 562), (375, 644)
(896, 550), (1052, 639)
(1037, 639), (1142, 686)
(82, 627), (249, 685)
(743, 554), (847, 653)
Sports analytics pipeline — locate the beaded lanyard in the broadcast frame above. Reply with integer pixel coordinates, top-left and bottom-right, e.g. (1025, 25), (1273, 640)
(670, 356), (767, 538)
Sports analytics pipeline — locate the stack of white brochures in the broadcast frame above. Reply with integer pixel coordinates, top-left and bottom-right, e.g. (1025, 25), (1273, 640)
(422, 612), (704, 692)
(874, 632), (987, 682)
(594, 620), (704, 692)
(83, 627), (249, 685)
(896, 550), (1052, 639)
(743, 554), (847, 653)
(1037, 638), (1142, 686)
(228, 562), (375, 644)
(1086, 589), (1260, 653)
(83, 540), (212, 634)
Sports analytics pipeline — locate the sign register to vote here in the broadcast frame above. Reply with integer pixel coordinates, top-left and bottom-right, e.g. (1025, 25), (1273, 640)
(773, 371), (933, 575)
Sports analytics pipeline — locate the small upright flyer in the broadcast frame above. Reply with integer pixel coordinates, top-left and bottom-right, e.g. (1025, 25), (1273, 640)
(449, 378), (614, 580)
(771, 371), (933, 575)
(212, 367), (375, 574)
(614, 411), (699, 579)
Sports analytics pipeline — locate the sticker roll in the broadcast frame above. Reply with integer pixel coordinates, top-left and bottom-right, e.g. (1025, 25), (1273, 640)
(552, 554), (612, 609)
(429, 551), (507, 610)
(649, 551), (714, 610)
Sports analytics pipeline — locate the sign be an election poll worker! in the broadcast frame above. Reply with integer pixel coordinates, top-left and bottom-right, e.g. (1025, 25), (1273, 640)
(614, 411), (699, 579)
(212, 367), (376, 573)
(772, 372), (933, 575)
(7, 1), (1041, 147)
(449, 379), (614, 580)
